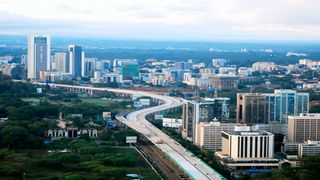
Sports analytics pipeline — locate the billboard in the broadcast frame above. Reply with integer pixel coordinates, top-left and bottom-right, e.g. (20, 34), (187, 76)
(126, 136), (137, 143)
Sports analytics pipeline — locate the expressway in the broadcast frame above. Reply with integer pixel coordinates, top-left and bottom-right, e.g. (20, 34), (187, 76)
(35, 82), (224, 180)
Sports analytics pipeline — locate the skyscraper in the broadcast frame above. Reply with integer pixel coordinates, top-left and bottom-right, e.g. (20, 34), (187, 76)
(27, 35), (50, 79)
(266, 90), (309, 124)
(237, 93), (267, 124)
(182, 98), (230, 141)
(237, 90), (309, 125)
(54, 52), (69, 73)
(82, 58), (96, 78)
(121, 62), (138, 80)
(68, 45), (84, 78)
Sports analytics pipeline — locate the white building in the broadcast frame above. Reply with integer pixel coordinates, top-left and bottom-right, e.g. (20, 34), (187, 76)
(216, 125), (278, 170)
(212, 59), (227, 67)
(162, 118), (182, 128)
(218, 67), (237, 76)
(303, 82), (320, 90)
(238, 67), (253, 77)
(150, 75), (169, 86)
(252, 62), (276, 72)
(39, 71), (72, 82)
(195, 121), (236, 151)
(299, 59), (320, 68)
(54, 52), (68, 73)
(28, 35), (51, 79)
(298, 140), (320, 158)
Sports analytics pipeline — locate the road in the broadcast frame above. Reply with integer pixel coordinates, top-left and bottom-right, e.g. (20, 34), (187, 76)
(34, 82), (224, 180)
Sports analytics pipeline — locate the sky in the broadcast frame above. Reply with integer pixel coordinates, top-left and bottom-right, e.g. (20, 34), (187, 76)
(0, 0), (319, 41)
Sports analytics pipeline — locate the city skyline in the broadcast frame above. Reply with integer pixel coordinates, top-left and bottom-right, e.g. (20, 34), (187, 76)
(0, 0), (320, 41)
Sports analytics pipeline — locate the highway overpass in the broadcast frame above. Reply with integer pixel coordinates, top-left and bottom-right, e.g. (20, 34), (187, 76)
(34, 83), (225, 180)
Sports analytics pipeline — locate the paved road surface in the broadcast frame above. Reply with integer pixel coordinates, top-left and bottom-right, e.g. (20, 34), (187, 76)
(34, 83), (224, 180)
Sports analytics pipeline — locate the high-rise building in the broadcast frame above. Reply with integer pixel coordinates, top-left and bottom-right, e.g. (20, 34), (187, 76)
(68, 45), (84, 78)
(54, 52), (69, 73)
(266, 90), (309, 124)
(28, 35), (50, 79)
(182, 98), (230, 141)
(82, 58), (96, 78)
(288, 114), (320, 143)
(237, 90), (309, 125)
(237, 93), (267, 124)
(121, 62), (138, 80)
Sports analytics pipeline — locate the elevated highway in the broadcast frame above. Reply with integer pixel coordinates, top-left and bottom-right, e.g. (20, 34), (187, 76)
(34, 82), (224, 180)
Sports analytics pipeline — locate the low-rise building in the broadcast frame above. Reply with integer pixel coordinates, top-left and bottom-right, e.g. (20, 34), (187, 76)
(252, 62), (276, 72)
(216, 125), (279, 170)
(39, 71), (73, 82)
(298, 140), (320, 158)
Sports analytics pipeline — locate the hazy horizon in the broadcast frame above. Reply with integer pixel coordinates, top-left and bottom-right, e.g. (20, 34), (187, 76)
(1, 0), (320, 41)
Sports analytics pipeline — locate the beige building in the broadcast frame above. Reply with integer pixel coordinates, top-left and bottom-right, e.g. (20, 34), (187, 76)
(288, 114), (320, 143)
(39, 71), (73, 82)
(210, 75), (239, 90)
(195, 121), (236, 151)
(54, 52), (68, 73)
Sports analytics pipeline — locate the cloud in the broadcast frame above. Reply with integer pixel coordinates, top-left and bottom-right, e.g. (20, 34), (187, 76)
(0, 0), (319, 40)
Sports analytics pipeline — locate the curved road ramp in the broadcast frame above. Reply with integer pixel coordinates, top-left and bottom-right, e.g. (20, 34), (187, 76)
(35, 83), (225, 180)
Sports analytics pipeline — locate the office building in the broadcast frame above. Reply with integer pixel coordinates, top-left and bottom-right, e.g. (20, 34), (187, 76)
(298, 140), (320, 158)
(68, 45), (84, 78)
(299, 59), (320, 68)
(182, 98), (230, 141)
(27, 35), (50, 79)
(210, 75), (239, 90)
(238, 67), (253, 77)
(212, 59), (227, 67)
(266, 90), (309, 124)
(237, 90), (309, 125)
(195, 121), (236, 151)
(288, 114), (320, 143)
(82, 58), (96, 78)
(121, 62), (139, 80)
(174, 61), (192, 70)
(218, 67), (237, 76)
(237, 93), (267, 124)
(54, 52), (69, 73)
(216, 125), (278, 170)
(39, 71), (72, 82)
(252, 62), (276, 72)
